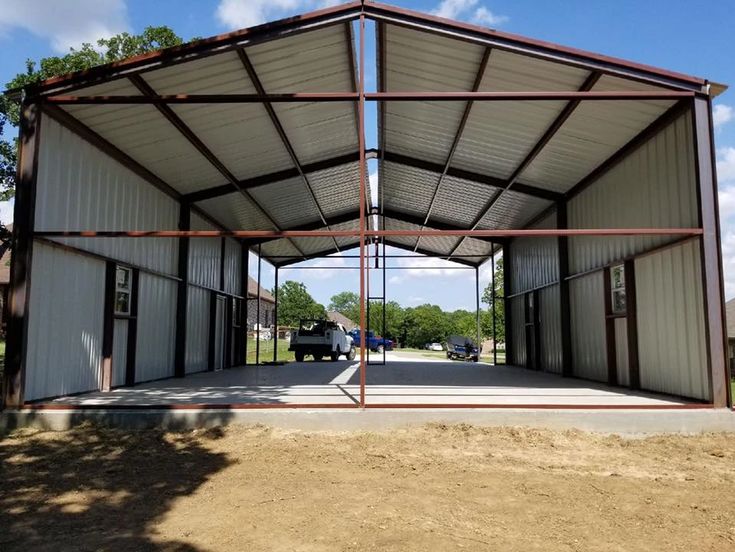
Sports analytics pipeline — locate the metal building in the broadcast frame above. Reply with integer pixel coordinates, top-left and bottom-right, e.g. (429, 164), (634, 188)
(2, 1), (731, 409)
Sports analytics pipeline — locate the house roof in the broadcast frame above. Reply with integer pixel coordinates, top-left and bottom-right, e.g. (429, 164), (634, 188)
(10, 2), (722, 268)
(247, 276), (275, 303)
(327, 310), (357, 330)
(726, 298), (735, 339)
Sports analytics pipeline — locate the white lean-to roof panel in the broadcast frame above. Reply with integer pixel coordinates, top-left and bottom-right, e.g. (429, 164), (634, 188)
(250, 176), (322, 228)
(429, 174), (500, 228)
(519, 75), (675, 192)
(477, 190), (553, 230)
(196, 192), (277, 231)
(381, 161), (440, 218)
(452, 49), (590, 179)
(64, 102), (225, 194)
(309, 163), (361, 218)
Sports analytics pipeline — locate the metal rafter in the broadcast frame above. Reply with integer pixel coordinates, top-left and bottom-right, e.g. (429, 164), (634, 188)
(236, 48), (342, 255)
(415, 46), (492, 252)
(447, 70), (603, 259)
(128, 74), (307, 259)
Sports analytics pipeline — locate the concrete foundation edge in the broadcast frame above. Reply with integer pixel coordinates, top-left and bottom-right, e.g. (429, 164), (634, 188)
(2, 408), (735, 435)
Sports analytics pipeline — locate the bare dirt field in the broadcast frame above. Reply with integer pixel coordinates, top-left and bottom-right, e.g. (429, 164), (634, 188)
(1, 423), (734, 551)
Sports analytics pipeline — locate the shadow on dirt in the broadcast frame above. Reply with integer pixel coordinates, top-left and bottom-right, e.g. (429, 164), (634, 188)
(0, 423), (232, 551)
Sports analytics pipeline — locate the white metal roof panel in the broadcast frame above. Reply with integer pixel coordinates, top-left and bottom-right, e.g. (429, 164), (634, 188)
(417, 233), (462, 255)
(196, 193), (276, 231)
(451, 50), (590, 179)
(383, 217), (422, 248)
(519, 75), (675, 192)
(309, 162), (360, 218)
(451, 238), (495, 260)
(429, 174), (500, 227)
(260, 238), (304, 261)
(250, 176), (322, 228)
(63, 103), (225, 195)
(477, 191), (552, 230)
(381, 161), (439, 218)
(143, 50), (255, 94)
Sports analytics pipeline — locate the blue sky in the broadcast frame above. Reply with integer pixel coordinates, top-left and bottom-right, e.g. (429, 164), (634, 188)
(1, 0), (734, 311)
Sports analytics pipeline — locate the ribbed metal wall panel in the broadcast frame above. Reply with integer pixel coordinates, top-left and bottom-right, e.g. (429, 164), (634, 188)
(567, 112), (697, 274)
(36, 117), (179, 275)
(185, 286), (210, 374)
(635, 240), (708, 400)
(188, 213), (222, 289)
(509, 211), (558, 292)
(521, 76), (674, 193)
(135, 273), (177, 382)
(569, 272), (607, 382)
(25, 242), (105, 401)
(112, 319), (128, 388)
(614, 318), (630, 387)
(223, 238), (242, 296)
(539, 284), (563, 374)
(509, 296), (526, 367)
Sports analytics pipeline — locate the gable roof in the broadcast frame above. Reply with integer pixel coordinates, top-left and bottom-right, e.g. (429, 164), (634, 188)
(247, 276), (275, 303)
(327, 310), (357, 330)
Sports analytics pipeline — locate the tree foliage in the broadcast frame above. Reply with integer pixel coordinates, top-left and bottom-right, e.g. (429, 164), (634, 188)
(0, 26), (187, 201)
(276, 281), (327, 327)
(481, 258), (505, 343)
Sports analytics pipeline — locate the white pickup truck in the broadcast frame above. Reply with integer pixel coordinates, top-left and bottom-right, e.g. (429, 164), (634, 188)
(289, 319), (357, 362)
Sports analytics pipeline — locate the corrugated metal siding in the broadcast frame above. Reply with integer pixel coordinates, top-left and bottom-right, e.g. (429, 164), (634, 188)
(539, 284), (563, 374)
(189, 213), (222, 289)
(614, 318), (630, 387)
(223, 238), (242, 295)
(635, 240), (709, 400)
(36, 117), (179, 275)
(509, 296), (526, 367)
(25, 242), (105, 401)
(135, 273), (177, 382)
(567, 112), (697, 274)
(509, 211), (558, 292)
(569, 272), (607, 382)
(521, 75), (675, 193)
(186, 286), (210, 374)
(112, 319), (128, 388)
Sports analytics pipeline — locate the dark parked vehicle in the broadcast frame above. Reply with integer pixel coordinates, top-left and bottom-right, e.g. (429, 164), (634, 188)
(348, 329), (394, 353)
(446, 335), (479, 362)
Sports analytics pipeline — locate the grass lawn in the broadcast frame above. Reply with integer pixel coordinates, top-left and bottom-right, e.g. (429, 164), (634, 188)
(245, 337), (294, 364)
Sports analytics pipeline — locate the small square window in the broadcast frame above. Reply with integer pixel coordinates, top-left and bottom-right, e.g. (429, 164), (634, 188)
(610, 264), (626, 315)
(115, 266), (132, 315)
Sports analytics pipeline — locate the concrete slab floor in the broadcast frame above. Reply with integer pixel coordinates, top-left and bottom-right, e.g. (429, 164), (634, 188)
(45, 352), (695, 407)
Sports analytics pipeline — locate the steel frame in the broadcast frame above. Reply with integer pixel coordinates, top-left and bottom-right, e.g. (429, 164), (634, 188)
(3, 1), (729, 411)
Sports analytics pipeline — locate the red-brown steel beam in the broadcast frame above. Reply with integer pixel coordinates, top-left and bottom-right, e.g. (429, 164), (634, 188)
(43, 90), (694, 104)
(34, 228), (705, 239)
(236, 48), (341, 254)
(447, 70), (602, 259)
(358, 13), (367, 408)
(415, 47), (492, 252)
(128, 75), (307, 259)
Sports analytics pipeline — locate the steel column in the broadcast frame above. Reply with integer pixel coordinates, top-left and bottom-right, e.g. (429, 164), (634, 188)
(557, 202), (573, 377)
(174, 203), (190, 378)
(503, 244), (512, 366)
(475, 266), (481, 360)
(692, 96), (729, 407)
(3, 102), (41, 409)
(256, 243), (262, 366)
(242, 244), (250, 365)
(491, 252), (497, 365)
(273, 266), (279, 363)
(358, 13), (367, 407)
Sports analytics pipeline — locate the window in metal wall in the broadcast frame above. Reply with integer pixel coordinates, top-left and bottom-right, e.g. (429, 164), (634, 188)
(114, 266), (132, 315)
(610, 264), (626, 315)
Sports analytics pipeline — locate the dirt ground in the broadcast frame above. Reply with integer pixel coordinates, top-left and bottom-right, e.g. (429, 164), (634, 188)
(1, 423), (734, 551)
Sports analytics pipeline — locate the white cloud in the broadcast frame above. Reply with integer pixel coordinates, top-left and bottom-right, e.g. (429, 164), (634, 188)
(0, 0), (129, 53)
(0, 200), (14, 225)
(432, 0), (508, 27)
(215, 0), (339, 29)
(293, 252), (347, 280)
(717, 147), (735, 184)
(713, 104), (734, 129)
(369, 171), (378, 208)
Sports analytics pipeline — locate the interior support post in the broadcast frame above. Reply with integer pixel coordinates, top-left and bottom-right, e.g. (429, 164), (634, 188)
(557, 201), (573, 377)
(256, 243), (262, 366)
(503, 243), (513, 366)
(174, 202), (190, 378)
(491, 251), (497, 365)
(475, 266), (481, 360)
(273, 266), (279, 363)
(358, 12), (367, 408)
(3, 101), (41, 409)
(692, 96), (729, 408)
(241, 243), (249, 365)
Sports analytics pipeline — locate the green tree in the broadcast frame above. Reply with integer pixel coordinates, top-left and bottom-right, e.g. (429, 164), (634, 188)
(328, 291), (360, 323)
(404, 304), (451, 348)
(367, 300), (405, 343)
(276, 281), (326, 327)
(481, 258), (505, 343)
(0, 26), (187, 201)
